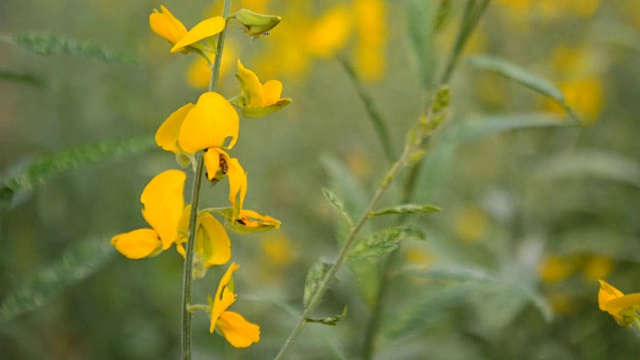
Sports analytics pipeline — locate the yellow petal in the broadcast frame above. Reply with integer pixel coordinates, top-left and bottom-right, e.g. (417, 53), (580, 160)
(156, 103), (194, 154)
(228, 209), (281, 234)
(307, 4), (351, 58)
(262, 80), (283, 106)
(175, 205), (192, 257)
(196, 212), (231, 267)
(210, 263), (240, 332)
(603, 294), (640, 320)
(203, 149), (221, 181)
(217, 311), (260, 348)
(226, 157), (247, 219)
(141, 170), (186, 250)
(178, 92), (240, 153)
(149, 5), (188, 45)
(236, 59), (266, 108)
(598, 279), (624, 311)
(171, 16), (226, 53)
(239, 98), (291, 118)
(111, 228), (163, 259)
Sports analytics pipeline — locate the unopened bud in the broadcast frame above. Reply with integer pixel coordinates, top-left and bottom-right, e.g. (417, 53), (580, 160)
(230, 9), (281, 37)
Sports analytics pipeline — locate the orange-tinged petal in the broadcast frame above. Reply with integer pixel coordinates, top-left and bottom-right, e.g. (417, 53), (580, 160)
(111, 228), (163, 259)
(603, 294), (640, 319)
(598, 279), (624, 311)
(236, 59), (266, 108)
(149, 5), (188, 45)
(262, 80), (283, 106)
(217, 311), (260, 348)
(141, 170), (186, 250)
(156, 103), (194, 154)
(228, 209), (281, 234)
(171, 16), (226, 53)
(226, 157), (246, 219)
(178, 92), (239, 153)
(203, 149), (221, 181)
(196, 212), (231, 267)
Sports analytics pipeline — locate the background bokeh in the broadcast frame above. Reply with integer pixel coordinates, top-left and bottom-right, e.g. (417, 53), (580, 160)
(1, 0), (640, 359)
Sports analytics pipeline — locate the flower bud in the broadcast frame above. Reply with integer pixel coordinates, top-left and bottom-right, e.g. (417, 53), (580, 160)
(230, 9), (281, 37)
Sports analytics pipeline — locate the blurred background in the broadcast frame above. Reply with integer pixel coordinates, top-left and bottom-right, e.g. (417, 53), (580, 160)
(1, 0), (640, 359)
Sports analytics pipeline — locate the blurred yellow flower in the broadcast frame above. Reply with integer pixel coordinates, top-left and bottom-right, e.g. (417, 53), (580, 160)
(454, 206), (489, 243)
(583, 256), (614, 281)
(261, 233), (296, 266)
(353, 0), (387, 81)
(232, 60), (291, 118)
(598, 280), (640, 327)
(539, 255), (577, 283)
(111, 170), (186, 259)
(209, 263), (260, 348)
(547, 76), (604, 126)
(307, 4), (352, 59)
(149, 5), (225, 54)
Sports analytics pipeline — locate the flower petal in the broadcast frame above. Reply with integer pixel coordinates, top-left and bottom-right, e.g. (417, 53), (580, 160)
(603, 294), (640, 320)
(156, 103), (194, 154)
(141, 170), (186, 250)
(203, 149), (221, 181)
(197, 212), (231, 267)
(226, 157), (247, 219)
(236, 59), (266, 108)
(111, 228), (163, 259)
(598, 279), (625, 311)
(171, 16), (226, 53)
(210, 263), (240, 332)
(217, 311), (260, 348)
(178, 92), (240, 153)
(227, 209), (281, 234)
(262, 80), (283, 106)
(149, 5), (188, 45)
(240, 98), (291, 118)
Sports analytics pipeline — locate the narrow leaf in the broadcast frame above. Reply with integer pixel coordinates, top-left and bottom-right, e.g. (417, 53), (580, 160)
(453, 112), (573, 143)
(306, 306), (348, 326)
(349, 226), (425, 261)
(3, 33), (138, 65)
(321, 188), (353, 228)
(1, 136), (156, 201)
(370, 204), (441, 217)
(468, 55), (579, 121)
(406, 0), (437, 89)
(0, 70), (46, 87)
(434, 0), (453, 33)
(303, 259), (332, 309)
(0, 236), (115, 322)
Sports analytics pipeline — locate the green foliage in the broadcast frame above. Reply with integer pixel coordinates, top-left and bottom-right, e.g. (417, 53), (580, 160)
(0, 236), (114, 322)
(2, 33), (139, 64)
(468, 55), (579, 121)
(349, 226), (425, 261)
(434, 0), (453, 33)
(406, 0), (438, 89)
(303, 259), (332, 309)
(0, 70), (46, 87)
(370, 204), (441, 217)
(321, 188), (353, 228)
(1, 136), (156, 204)
(306, 306), (348, 326)
(453, 112), (572, 143)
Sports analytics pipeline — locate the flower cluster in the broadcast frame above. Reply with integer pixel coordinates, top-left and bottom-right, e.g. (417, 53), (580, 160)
(111, 4), (288, 349)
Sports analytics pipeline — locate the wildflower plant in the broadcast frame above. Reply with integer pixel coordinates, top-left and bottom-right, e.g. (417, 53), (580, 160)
(111, 0), (285, 356)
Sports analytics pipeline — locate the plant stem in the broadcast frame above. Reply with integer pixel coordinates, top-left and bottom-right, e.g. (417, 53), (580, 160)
(180, 1), (232, 359)
(274, 123), (419, 360)
(361, 2), (490, 358)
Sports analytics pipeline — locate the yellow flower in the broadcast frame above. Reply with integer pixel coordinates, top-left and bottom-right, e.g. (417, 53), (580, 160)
(353, 0), (387, 81)
(454, 206), (489, 243)
(598, 280), (640, 327)
(583, 256), (614, 281)
(209, 208), (281, 234)
(111, 170), (186, 259)
(307, 4), (351, 58)
(149, 5), (225, 54)
(232, 59), (291, 118)
(175, 206), (231, 278)
(539, 255), (577, 283)
(209, 263), (260, 348)
(155, 93), (246, 215)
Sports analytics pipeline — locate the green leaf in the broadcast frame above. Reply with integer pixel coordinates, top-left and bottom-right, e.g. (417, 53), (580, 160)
(0, 70), (46, 87)
(321, 188), (353, 228)
(349, 226), (426, 261)
(306, 306), (348, 326)
(0, 236), (115, 322)
(468, 55), (579, 121)
(406, 0), (438, 89)
(303, 259), (332, 309)
(453, 112), (573, 143)
(434, 0), (453, 33)
(2, 33), (139, 65)
(1, 136), (156, 203)
(534, 150), (640, 189)
(370, 204), (441, 217)
(410, 265), (553, 322)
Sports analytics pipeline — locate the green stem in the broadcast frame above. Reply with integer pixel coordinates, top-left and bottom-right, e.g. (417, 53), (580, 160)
(337, 54), (395, 163)
(274, 123), (419, 360)
(361, 2), (490, 359)
(180, 1), (233, 359)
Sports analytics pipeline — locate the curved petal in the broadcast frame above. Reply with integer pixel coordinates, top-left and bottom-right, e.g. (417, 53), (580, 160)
(210, 263), (240, 332)
(171, 16), (226, 53)
(240, 98), (291, 118)
(226, 157), (247, 219)
(178, 92), (240, 153)
(149, 6), (187, 45)
(156, 103), (194, 154)
(603, 294), (640, 318)
(217, 311), (260, 348)
(203, 149), (221, 181)
(598, 279), (624, 311)
(262, 80), (283, 106)
(141, 170), (186, 250)
(111, 228), (163, 259)
(197, 213), (231, 267)
(236, 59), (265, 108)
(234, 209), (281, 233)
